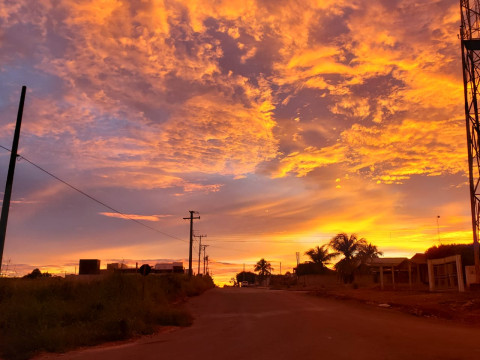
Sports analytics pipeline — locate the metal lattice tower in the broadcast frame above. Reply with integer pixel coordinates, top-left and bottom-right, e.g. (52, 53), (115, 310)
(460, 0), (480, 283)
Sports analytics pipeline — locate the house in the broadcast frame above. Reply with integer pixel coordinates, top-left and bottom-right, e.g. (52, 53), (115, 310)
(79, 259), (100, 275)
(154, 262), (184, 274)
(360, 254), (428, 289)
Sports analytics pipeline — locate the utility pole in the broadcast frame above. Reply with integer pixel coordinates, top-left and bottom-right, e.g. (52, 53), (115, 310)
(195, 234), (207, 275)
(296, 252), (300, 280)
(183, 211), (200, 277)
(202, 244), (209, 275)
(0, 86), (26, 274)
(436, 215), (441, 243)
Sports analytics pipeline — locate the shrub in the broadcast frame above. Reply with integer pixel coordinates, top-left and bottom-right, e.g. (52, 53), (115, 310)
(0, 273), (214, 360)
(425, 244), (475, 266)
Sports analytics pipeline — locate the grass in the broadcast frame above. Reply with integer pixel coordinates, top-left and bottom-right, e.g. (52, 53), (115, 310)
(0, 273), (214, 360)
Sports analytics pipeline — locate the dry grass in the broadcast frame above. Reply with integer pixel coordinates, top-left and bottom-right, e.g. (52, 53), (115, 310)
(0, 273), (214, 360)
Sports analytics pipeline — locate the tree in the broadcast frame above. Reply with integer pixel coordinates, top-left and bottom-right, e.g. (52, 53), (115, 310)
(357, 242), (383, 264)
(305, 245), (338, 267)
(236, 271), (256, 284)
(23, 268), (51, 279)
(329, 233), (367, 283)
(426, 244), (474, 266)
(329, 233), (366, 260)
(254, 258), (273, 278)
(295, 262), (335, 276)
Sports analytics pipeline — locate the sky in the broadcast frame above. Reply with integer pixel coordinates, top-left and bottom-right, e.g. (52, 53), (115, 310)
(0, 0), (474, 285)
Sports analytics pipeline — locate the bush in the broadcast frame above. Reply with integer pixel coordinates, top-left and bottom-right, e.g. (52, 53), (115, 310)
(295, 262), (335, 276)
(235, 271), (256, 284)
(0, 273), (214, 360)
(425, 244), (475, 266)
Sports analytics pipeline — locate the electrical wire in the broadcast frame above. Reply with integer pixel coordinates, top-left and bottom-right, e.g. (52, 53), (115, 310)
(2, 145), (467, 250)
(0, 145), (187, 243)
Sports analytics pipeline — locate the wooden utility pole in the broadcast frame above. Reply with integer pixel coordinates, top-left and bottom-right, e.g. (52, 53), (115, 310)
(0, 86), (26, 274)
(202, 244), (209, 275)
(195, 234), (207, 275)
(183, 211), (200, 277)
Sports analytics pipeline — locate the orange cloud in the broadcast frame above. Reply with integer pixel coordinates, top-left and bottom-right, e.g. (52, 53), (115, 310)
(99, 212), (170, 222)
(274, 116), (466, 184)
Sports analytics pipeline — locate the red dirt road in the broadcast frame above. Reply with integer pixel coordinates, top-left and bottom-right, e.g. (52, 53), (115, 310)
(37, 287), (480, 360)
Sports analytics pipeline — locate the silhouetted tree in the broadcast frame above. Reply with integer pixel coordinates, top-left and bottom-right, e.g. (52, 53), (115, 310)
(254, 258), (273, 279)
(236, 271), (256, 284)
(305, 245), (338, 267)
(357, 242), (383, 264)
(425, 244), (474, 266)
(23, 268), (51, 279)
(329, 233), (367, 283)
(295, 262), (335, 276)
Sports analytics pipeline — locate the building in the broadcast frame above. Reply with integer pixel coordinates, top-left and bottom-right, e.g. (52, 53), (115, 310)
(357, 254), (428, 289)
(79, 259), (100, 275)
(154, 262), (184, 273)
(106, 263), (128, 271)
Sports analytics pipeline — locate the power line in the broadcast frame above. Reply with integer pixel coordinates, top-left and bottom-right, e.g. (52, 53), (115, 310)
(0, 145), (187, 243)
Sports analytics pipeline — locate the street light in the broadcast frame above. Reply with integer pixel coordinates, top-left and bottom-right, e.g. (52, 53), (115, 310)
(437, 215), (441, 243)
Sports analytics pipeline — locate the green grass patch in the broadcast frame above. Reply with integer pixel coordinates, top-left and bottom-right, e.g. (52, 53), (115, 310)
(0, 273), (214, 360)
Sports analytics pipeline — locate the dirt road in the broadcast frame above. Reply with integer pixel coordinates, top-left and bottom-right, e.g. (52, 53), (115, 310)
(38, 287), (480, 360)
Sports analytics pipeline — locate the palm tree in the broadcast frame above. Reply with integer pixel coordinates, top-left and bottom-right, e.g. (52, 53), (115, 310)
(357, 242), (383, 264)
(329, 233), (367, 260)
(305, 245), (338, 267)
(329, 233), (367, 283)
(254, 258), (273, 277)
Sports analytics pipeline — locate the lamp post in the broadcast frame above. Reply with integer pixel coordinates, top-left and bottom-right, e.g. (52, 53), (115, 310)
(437, 215), (441, 243)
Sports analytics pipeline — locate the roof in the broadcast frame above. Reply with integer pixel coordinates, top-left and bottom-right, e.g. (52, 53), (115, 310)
(367, 257), (409, 267)
(410, 253), (427, 264)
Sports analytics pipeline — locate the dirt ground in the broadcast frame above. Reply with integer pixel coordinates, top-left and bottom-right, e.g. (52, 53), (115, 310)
(35, 288), (480, 360)
(303, 284), (480, 325)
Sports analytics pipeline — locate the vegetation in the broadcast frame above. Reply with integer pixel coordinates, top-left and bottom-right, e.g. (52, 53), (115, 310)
(426, 243), (475, 266)
(254, 258), (273, 278)
(329, 233), (381, 283)
(294, 245), (337, 276)
(0, 273), (214, 360)
(356, 242), (383, 264)
(236, 271), (256, 284)
(23, 268), (52, 279)
(305, 245), (338, 268)
(295, 262), (335, 276)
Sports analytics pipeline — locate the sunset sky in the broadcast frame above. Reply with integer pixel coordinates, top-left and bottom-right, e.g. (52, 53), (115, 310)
(0, 0), (474, 284)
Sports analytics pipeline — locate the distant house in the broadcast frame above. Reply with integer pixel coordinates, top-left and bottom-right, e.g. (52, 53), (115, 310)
(358, 254), (428, 289)
(154, 262), (184, 274)
(79, 259), (100, 275)
(106, 263), (128, 271)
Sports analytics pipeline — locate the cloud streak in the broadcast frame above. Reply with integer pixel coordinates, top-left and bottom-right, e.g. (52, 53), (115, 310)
(98, 212), (171, 222)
